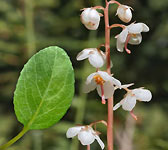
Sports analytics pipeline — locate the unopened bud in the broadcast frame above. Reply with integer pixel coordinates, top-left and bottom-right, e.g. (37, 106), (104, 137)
(116, 5), (132, 23)
(81, 8), (100, 30)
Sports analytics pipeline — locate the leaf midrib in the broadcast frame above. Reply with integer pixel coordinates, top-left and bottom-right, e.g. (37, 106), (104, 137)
(26, 51), (57, 129)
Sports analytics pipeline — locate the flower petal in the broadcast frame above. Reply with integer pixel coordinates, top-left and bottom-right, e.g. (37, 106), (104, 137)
(121, 94), (137, 111)
(128, 33), (142, 45)
(117, 37), (125, 52)
(76, 49), (92, 60)
(86, 72), (97, 84)
(81, 8), (100, 30)
(117, 5), (132, 23)
(97, 71), (111, 81)
(78, 129), (95, 145)
(127, 23), (143, 34)
(113, 102), (121, 111)
(88, 51), (105, 68)
(121, 83), (134, 89)
(138, 23), (149, 32)
(83, 79), (97, 93)
(132, 88), (152, 102)
(66, 126), (84, 138)
(97, 82), (114, 99)
(95, 135), (105, 149)
(81, 8), (91, 24)
(110, 76), (121, 88)
(118, 28), (129, 43)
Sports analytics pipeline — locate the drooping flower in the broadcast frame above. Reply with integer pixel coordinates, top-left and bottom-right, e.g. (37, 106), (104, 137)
(83, 71), (121, 104)
(81, 8), (101, 30)
(66, 125), (105, 149)
(113, 87), (152, 120)
(76, 48), (106, 68)
(116, 5), (132, 23)
(116, 22), (149, 54)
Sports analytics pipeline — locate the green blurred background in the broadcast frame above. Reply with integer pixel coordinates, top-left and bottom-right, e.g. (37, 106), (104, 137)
(0, 0), (168, 150)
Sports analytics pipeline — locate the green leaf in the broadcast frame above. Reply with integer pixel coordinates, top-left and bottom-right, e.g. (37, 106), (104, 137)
(14, 46), (74, 130)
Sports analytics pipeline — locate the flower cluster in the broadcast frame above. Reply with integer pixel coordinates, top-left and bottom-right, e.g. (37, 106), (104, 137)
(67, 1), (152, 149)
(80, 3), (149, 54)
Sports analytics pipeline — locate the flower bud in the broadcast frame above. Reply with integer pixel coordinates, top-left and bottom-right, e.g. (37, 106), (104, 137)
(81, 8), (100, 30)
(116, 5), (132, 23)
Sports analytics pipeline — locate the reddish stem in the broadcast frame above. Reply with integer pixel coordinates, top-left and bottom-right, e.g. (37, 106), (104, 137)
(87, 145), (90, 150)
(109, 0), (121, 6)
(109, 24), (125, 29)
(104, 1), (113, 150)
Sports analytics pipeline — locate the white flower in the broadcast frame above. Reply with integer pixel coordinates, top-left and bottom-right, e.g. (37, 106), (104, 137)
(66, 125), (105, 149)
(83, 71), (121, 104)
(113, 88), (152, 112)
(116, 5), (132, 23)
(81, 8), (100, 30)
(76, 48), (106, 68)
(116, 22), (149, 54)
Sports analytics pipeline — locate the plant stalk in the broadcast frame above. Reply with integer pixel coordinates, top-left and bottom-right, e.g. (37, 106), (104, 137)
(104, 1), (113, 150)
(0, 126), (29, 150)
(87, 145), (90, 150)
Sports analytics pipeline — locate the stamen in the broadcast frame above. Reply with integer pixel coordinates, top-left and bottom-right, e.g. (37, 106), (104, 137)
(93, 75), (104, 85)
(124, 34), (131, 54)
(100, 84), (106, 104)
(130, 110), (138, 120)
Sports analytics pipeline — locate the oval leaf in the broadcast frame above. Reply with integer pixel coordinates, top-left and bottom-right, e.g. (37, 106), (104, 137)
(14, 46), (74, 130)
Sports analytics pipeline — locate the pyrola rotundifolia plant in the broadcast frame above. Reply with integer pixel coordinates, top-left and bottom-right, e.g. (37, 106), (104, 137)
(66, 0), (152, 150)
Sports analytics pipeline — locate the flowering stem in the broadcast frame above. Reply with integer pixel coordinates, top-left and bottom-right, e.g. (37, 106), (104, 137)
(109, 24), (125, 29)
(104, 1), (113, 150)
(89, 120), (107, 127)
(87, 145), (90, 150)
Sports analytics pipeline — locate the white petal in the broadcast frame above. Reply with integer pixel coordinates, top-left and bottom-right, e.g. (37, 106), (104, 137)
(127, 23), (143, 34)
(97, 82), (114, 99)
(88, 9), (100, 29)
(128, 33), (142, 45)
(81, 8), (100, 30)
(117, 5), (132, 23)
(83, 80), (97, 93)
(81, 8), (91, 24)
(78, 129), (95, 145)
(137, 23), (149, 32)
(95, 135), (105, 149)
(132, 88), (152, 102)
(121, 94), (137, 111)
(121, 83), (134, 89)
(113, 102), (121, 111)
(110, 76), (121, 88)
(86, 72), (97, 84)
(97, 71), (111, 81)
(66, 126), (84, 138)
(76, 49), (92, 60)
(118, 28), (129, 43)
(116, 38), (125, 52)
(88, 51), (105, 68)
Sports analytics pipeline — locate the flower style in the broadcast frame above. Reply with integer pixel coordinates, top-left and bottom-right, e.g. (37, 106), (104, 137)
(66, 125), (105, 149)
(81, 8), (101, 30)
(113, 87), (152, 120)
(83, 71), (121, 104)
(116, 22), (149, 54)
(76, 48), (106, 68)
(116, 5), (132, 23)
